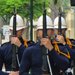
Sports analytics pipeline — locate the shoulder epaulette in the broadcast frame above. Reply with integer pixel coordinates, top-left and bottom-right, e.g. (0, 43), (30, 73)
(27, 40), (34, 44)
(27, 40), (35, 46)
(66, 38), (75, 48)
(69, 39), (75, 46)
(1, 41), (10, 47)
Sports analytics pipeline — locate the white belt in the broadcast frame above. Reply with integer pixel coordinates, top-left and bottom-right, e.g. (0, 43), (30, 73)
(66, 68), (72, 72)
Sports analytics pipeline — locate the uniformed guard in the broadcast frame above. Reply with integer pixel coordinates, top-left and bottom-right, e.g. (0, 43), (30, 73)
(53, 16), (74, 75)
(0, 14), (34, 75)
(19, 15), (70, 75)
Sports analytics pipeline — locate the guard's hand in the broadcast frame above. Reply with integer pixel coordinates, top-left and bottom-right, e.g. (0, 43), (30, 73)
(56, 35), (66, 45)
(40, 38), (53, 51)
(9, 71), (19, 75)
(11, 37), (21, 47)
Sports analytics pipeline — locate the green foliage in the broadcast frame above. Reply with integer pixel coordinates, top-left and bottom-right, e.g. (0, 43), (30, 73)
(0, 0), (50, 18)
(0, 0), (70, 23)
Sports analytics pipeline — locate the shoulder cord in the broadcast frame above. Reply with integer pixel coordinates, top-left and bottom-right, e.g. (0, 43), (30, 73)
(23, 39), (28, 48)
(53, 41), (71, 59)
(66, 38), (72, 48)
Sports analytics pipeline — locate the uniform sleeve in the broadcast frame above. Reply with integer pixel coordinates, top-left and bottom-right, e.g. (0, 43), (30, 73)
(69, 39), (75, 59)
(18, 44), (26, 62)
(18, 42), (35, 63)
(69, 49), (75, 60)
(19, 48), (31, 75)
(0, 71), (9, 75)
(0, 48), (9, 75)
(48, 49), (69, 71)
(0, 48), (3, 70)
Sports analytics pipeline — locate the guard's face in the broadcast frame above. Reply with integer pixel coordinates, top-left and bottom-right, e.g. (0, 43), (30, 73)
(37, 29), (43, 39)
(17, 29), (24, 37)
(10, 29), (24, 37)
(37, 29), (54, 39)
(54, 29), (66, 35)
(47, 29), (54, 38)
